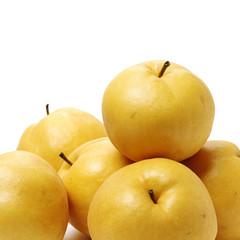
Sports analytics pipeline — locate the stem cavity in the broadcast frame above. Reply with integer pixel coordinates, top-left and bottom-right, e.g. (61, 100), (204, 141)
(59, 152), (73, 166)
(158, 61), (170, 78)
(149, 189), (157, 204)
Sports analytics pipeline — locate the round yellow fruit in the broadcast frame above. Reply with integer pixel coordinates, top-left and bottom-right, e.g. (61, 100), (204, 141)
(88, 158), (217, 240)
(183, 140), (240, 240)
(0, 150), (69, 240)
(17, 107), (107, 170)
(60, 137), (132, 236)
(102, 60), (215, 162)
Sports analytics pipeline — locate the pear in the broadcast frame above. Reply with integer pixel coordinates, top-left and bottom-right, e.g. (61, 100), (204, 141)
(88, 158), (217, 240)
(17, 105), (107, 170)
(0, 150), (69, 240)
(58, 137), (132, 236)
(102, 60), (215, 162)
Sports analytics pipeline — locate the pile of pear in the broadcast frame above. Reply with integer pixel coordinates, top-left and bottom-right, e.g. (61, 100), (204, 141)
(0, 60), (239, 240)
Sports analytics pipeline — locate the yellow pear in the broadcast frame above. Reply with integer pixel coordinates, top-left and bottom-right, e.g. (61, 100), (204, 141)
(102, 60), (215, 162)
(0, 150), (69, 240)
(17, 106), (107, 170)
(88, 158), (217, 240)
(183, 140), (240, 240)
(59, 137), (132, 236)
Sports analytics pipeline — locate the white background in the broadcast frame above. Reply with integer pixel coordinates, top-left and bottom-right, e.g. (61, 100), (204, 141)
(0, 1), (239, 239)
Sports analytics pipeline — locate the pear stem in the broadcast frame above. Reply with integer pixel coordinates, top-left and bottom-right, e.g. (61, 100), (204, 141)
(59, 152), (73, 166)
(46, 104), (50, 115)
(158, 61), (170, 78)
(149, 189), (157, 204)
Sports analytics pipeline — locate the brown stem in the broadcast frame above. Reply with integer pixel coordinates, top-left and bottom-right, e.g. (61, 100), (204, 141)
(59, 152), (73, 166)
(46, 104), (50, 115)
(149, 189), (157, 204)
(158, 61), (170, 78)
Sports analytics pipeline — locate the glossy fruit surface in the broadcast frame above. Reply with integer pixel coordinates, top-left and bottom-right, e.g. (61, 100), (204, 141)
(17, 107), (107, 170)
(60, 137), (132, 236)
(102, 60), (215, 162)
(0, 150), (69, 240)
(88, 158), (217, 240)
(183, 140), (240, 240)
